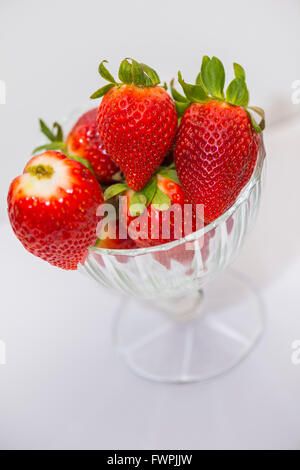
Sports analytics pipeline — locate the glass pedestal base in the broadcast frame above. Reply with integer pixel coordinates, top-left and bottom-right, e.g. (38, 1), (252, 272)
(113, 269), (265, 384)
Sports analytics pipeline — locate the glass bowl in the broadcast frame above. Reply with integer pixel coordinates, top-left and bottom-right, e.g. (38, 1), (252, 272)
(69, 106), (266, 383)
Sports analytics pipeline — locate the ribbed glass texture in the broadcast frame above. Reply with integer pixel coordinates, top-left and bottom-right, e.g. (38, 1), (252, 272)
(82, 140), (266, 299)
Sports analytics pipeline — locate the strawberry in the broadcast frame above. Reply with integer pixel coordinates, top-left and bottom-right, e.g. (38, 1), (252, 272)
(172, 57), (265, 224)
(34, 110), (120, 184)
(103, 168), (204, 249)
(91, 59), (178, 191)
(94, 220), (136, 266)
(66, 108), (120, 184)
(7, 151), (104, 270)
(95, 220), (136, 250)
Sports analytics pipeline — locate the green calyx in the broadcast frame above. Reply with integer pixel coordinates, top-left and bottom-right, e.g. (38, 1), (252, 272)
(90, 58), (161, 99)
(32, 119), (97, 177)
(103, 183), (129, 201)
(32, 119), (66, 155)
(103, 165), (179, 217)
(171, 56), (265, 133)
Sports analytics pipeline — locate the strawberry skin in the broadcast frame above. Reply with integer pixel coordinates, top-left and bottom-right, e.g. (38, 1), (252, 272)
(94, 221), (136, 266)
(7, 151), (104, 270)
(175, 101), (260, 224)
(126, 176), (185, 248)
(123, 176), (201, 248)
(97, 85), (178, 191)
(96, 220), (136, 250)
(66, 108), (119, 184)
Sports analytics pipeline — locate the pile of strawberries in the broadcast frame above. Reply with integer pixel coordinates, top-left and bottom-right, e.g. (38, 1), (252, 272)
(7, 57), (265, 270)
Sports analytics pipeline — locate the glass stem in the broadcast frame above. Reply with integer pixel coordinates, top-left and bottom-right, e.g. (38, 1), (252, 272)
(152, 290), (205, 324)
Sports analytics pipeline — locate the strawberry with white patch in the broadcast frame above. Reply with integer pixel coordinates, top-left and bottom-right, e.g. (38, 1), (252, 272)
(7, 151), (104, 270)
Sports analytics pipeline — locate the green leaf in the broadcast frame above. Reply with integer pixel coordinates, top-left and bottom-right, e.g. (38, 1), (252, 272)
(226, 78), (249, 107)
(248, 106), (265, 120)
(90, 83), (115, 99)
(195, 71), (207, 91)
(158, 168), (179, 184)
(248, 107), (265, 132)
(195, 72), (202, 86)
(178, 71), (195, 100)
(201, 56), (225, 99)
(244, 109), (262, 133)
(178, 72), (207, 103)
(53, 122), (64, 142)
(201, 56), (210, 76)
(67, 155), (96, 176)
(192, 84), (208, 102)
(104, 183), (128, 201)
(196, 56), (210, 94)
(118, 58), (133, 84)
(141, 63), (160, 86)
(143, 75), (153, 87)
(32, 142), (66, 155)
(39, 119), (57, 142)
(118, 59), (160, 87)
(233, 62), (246, 81)
(129, 192), (147, 216)
(175, 100), (190, 117)
(140, 177), (157, 206)
(131, 59), (146, 87)
(170, 79), (187, 103)
(151, 188), (171, 211)
(98, 60), (116, 83)
(259, 118), (265, 131)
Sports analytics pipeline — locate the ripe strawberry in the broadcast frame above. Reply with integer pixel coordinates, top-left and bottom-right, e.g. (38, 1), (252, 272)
(94, 220), (136, 266)
(95, 220), (136, 250)
(104, 169), (204, 249)
(127, 175), (186, 248)
(34, 110), (120, 184)
(66, 108), (120, 184)
(172, 57), (265, 224)
(91, 59), (178, 191)
(7, 151), (104, 270)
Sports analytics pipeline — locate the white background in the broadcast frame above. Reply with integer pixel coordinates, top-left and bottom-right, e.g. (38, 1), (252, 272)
(0, 0), (300, 450)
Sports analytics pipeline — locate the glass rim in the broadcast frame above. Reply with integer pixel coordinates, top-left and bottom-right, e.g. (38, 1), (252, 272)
(89, 137), (266, 257)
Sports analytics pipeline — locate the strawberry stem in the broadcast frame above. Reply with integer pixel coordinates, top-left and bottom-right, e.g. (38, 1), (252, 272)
(27, 164), (54, 179)
(173, 55), (265, 132)
(91, 58), (161, 99)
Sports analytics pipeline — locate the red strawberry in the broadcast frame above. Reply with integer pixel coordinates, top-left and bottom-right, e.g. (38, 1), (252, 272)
(128, 177), (185, 248)
(35, 111), (120, 184)
(172, 57), (264, 224)
(104, 170), (204, 249)
(91, 59), (178, 191)
(7, 151), (104, 270)
(95, 220), (136, 250)
(94, 220), (136, 266)
(66, 108), (120, 184)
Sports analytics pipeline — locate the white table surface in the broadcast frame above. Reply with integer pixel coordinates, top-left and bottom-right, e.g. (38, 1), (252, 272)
(0, 116), (300, 450)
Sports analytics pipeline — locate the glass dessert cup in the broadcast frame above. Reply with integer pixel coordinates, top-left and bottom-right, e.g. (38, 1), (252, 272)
(80, 140), (266, 384)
